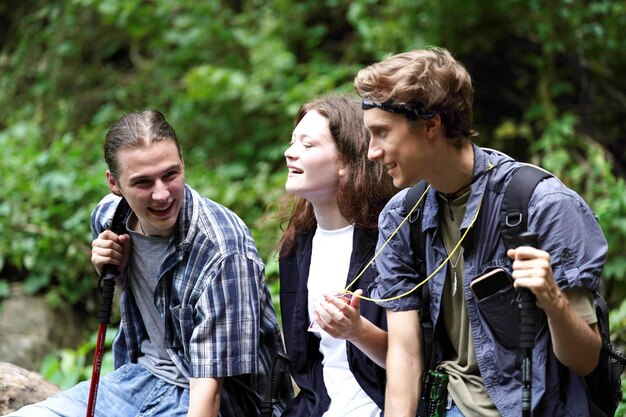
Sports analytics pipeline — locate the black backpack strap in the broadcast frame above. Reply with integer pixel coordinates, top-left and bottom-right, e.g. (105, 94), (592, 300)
(403, 181), (434, 368)
(404, 181), (429, 276)
(595, 294), (626, 365)
(499, 164), (552, 250)
(586, 292), (626, 416)
(260, 350), (291, 417)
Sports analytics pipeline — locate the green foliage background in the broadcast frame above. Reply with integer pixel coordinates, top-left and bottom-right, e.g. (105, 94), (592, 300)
(1, 0), (626, 400)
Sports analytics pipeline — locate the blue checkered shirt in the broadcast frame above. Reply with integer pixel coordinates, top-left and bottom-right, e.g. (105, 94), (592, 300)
(90, 185), (290, 416)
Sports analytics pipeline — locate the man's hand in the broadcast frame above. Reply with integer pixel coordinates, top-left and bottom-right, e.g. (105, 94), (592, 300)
(507, 245), (563, 310)
(91, 230), (131, 276)
(508, 246), (601, 375)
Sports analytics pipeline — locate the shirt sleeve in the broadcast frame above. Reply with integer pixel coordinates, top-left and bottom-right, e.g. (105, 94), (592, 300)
(369, 190), (424, 312)
(188, 252), (265, 378)
(527, 178), (607, 291)
(90, 193), (121, 238)
(563, 287), (597, 325)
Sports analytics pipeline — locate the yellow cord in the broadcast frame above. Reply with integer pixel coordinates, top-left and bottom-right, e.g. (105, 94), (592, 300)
(342, 187), (483, 303)
(340, 185), (429, 295)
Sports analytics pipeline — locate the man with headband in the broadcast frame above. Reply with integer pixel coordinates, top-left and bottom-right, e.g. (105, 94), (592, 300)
(354, 47), (606, 416)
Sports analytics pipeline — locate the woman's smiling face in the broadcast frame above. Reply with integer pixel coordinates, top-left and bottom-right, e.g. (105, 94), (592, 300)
(284, 110), (342, 205)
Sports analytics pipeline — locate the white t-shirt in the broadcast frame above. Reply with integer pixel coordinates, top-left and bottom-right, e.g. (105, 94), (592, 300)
(307, 224), (381, 417)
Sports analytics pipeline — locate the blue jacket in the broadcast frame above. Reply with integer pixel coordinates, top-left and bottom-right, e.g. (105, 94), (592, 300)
(371, 146), (607, 416)
(279, 226), (387, 416)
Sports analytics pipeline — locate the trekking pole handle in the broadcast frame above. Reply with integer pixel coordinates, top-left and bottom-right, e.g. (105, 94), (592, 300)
(517, 231), (538, 349)
(516, 231), (538, 417)
(97, 271), (116, 324)
(96, 199), (128, 324)
(97, 240), (122, 325)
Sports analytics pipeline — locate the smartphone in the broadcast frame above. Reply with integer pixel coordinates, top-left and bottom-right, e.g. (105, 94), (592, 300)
(470, 268), (512, 300)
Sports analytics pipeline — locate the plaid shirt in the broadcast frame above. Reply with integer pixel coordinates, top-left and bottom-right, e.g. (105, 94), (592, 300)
(91, 185), (290, 416)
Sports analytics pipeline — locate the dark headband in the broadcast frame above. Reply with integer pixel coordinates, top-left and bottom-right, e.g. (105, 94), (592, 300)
(361, 98), (436, 120)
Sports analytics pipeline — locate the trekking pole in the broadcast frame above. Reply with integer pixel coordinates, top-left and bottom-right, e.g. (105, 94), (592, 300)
(516, 231), (539, 417)
(85, 199), (129, 417)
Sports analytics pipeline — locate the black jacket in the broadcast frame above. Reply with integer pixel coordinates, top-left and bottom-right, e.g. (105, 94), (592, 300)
(279, 226), (387, 416)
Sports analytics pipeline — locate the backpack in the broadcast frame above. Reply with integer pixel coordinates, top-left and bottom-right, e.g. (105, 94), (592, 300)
(405, 164), (626, 417)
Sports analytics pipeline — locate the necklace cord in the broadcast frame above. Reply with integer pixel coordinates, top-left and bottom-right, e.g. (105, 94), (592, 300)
(342, 184), (430, 297)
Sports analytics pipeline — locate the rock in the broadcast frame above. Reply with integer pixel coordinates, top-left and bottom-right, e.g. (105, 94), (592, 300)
(0, 284), (87, 371)
(0, 362), (59, 414)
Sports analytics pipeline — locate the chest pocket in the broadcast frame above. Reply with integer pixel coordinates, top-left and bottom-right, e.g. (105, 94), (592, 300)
(168, 304), (194, 358)
(473, 260), (519, 350)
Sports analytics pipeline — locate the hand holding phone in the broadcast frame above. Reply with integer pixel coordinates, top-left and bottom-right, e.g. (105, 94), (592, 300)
(308, 292), (352, 332)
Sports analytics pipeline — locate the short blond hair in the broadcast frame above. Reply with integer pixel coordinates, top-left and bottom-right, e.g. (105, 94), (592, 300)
(354, 47), (477, 142)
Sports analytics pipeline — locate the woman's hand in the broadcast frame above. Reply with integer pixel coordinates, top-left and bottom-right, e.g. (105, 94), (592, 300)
(314, 289), (364, 341)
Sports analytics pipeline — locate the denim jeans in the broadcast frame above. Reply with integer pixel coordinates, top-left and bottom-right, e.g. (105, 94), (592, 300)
(6, 363), (189, 417)
(445, 404), (465, 417)
(416, 401), (464, 417)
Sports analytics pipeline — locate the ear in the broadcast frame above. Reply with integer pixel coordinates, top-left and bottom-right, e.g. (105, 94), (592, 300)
(423, 113), (442, 137)
(106, 170), (123, 196)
